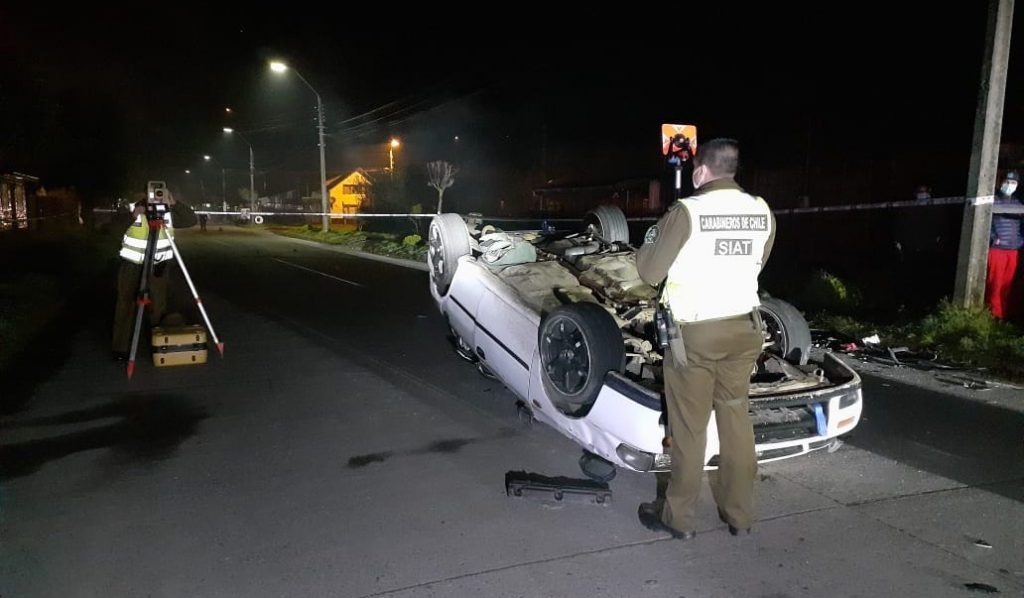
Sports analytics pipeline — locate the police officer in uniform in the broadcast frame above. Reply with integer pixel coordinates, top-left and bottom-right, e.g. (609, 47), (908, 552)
(635, 138), (775, 539)
(111, 185), (196, 359)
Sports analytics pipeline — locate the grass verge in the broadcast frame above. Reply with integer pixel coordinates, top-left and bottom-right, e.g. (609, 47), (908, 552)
(272, 225), (427, 262)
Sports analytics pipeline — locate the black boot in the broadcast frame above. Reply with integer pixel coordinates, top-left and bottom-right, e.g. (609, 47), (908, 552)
(718, 508), (751, 536)
(638, 502), (696, 540)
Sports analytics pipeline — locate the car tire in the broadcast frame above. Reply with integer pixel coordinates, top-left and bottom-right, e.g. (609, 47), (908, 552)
(429, 214), (471, 295)
(584, 205), (629, 244)
(758, 296), (812, 365)
(539, 303), (625, 415)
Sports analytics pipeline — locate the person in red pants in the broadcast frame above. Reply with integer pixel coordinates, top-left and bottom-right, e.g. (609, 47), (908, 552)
(987, 171), (1021, 319)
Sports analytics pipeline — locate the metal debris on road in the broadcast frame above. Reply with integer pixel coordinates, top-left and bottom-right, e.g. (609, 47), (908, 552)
(812, 329), (976, 374)
(938, 376), (993, 391)
(505, 471), (612, 506)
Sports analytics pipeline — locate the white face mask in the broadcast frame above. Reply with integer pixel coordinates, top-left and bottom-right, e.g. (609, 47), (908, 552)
(1001, 181), (1018, 196)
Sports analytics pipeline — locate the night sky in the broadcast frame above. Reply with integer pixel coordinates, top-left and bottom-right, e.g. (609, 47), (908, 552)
(1, 5), (1021, 210)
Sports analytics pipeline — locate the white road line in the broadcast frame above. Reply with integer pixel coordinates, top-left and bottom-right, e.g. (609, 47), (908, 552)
(271, 257), (365, 288)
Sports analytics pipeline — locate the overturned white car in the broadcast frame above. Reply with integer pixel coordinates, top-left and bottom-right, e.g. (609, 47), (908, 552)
(428, 207), (862, 480)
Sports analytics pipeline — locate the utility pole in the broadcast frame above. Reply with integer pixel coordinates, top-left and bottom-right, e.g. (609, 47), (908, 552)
(249, 145), (256, 214)
(954, 0), (1015, 307)
(316, 93), (328, 231)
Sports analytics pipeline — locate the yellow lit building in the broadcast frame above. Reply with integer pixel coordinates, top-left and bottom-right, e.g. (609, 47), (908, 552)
(328, 170), (372, 214)
(327, 169), (372, 231)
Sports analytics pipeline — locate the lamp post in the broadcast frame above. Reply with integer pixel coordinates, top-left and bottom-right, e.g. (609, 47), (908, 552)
(389, 138), (401, 174)
(270, 60), (329, 232)
(222, 127), (256, 215)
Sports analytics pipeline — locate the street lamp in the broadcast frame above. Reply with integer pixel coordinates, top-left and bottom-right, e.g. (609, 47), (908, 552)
(270, 60), (329, 232)
(223, 127), (256, 215)
(389, 138), (401, 173)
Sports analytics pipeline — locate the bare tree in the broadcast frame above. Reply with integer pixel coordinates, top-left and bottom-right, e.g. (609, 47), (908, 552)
(426, 160), (457, 214)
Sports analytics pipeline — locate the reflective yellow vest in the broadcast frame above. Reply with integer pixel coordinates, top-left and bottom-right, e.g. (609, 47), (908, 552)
(664, 190), (772, 323)
(119, 214), (174, 264)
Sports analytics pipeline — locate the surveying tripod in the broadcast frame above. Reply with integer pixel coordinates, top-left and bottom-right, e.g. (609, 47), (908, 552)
(126, 204), (224, 379)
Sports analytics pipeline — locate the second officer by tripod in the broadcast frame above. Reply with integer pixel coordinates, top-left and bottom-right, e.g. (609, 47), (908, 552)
(111, 184), (196, 360)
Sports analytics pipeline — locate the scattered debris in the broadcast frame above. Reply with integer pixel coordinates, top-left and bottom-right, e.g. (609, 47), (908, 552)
(505, 470), (612, 506)
(976, 377), (1023, 391)
(858, 346), (947, 369)
(813, 327), (1024, 392)
(963, 582), (1000, 594)
(861, 334), (881, 346)
(813, 329), (972, 374)
(811, 329), (860, 352)
(938, 376), (993, 391)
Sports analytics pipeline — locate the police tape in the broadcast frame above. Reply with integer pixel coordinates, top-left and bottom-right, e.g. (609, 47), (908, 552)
(772, 196), (972, 215)
(92, 210), (599, 222)
(195, 211), (441, 217)
(92, 194), (1013, 223)
(91, 209), (443, 218)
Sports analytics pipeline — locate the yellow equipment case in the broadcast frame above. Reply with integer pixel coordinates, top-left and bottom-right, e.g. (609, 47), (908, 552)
(152, 325), (208, 367)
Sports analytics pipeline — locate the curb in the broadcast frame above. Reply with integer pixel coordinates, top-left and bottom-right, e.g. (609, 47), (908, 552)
(272, 233), (430, 272)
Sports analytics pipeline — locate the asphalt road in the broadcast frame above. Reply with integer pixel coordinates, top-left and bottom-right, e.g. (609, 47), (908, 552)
(2, 226), (1022, 597)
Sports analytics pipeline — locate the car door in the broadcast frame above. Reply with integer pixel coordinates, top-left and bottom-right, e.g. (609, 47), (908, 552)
(473, 282), (537, 400)
(443, 260), (486, 346)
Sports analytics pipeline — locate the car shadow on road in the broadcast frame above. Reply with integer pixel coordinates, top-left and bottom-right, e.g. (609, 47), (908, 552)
(846, 372), (1024, 503)
(0, 394), (208, 480)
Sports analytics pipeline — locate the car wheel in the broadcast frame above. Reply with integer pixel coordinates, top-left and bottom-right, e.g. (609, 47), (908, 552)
(539, 303), (625, 415)
(584, 205), (629, 244)
(429, 214), (471, 295)
(758, 296), (812, 365)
